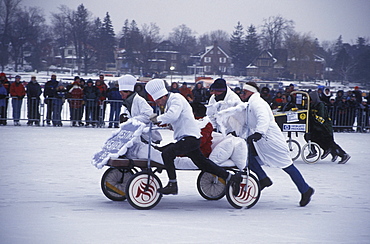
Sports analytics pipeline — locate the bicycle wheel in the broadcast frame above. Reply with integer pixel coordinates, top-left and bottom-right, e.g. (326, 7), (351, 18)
(197, 171), (226, 200)
(101, 168), (134, 201)
(286, 139), (301, 161)
(226, 173), (260, 209)
(125, 171), (162, 210)
(301, 142), (321, 164)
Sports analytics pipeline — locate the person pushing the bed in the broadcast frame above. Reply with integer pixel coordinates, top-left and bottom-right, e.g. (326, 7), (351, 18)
(145, 79), (242, 195)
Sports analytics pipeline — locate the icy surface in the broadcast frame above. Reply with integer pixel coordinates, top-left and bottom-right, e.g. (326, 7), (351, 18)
(0, 126), (369, 243)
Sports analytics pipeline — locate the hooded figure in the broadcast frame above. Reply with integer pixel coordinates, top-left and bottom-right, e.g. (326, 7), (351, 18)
(306, 91), (350, 164)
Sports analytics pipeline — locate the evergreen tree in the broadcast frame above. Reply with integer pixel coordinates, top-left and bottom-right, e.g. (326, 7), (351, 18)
(245, 24), (260, 66)
(229, 21), (246, 75)
(100, 12), (116, 64)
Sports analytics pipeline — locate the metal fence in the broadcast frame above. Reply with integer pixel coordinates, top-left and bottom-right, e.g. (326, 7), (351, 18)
(1, 96), (369, 132)
(0, 96), (127, 128)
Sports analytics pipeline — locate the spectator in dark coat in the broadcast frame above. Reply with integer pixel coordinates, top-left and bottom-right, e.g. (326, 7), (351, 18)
(191, 81), (209, 118)
(0, 81), (7, 125)
(0, 72), (10, 125)
(83, 79), (100, 127)
(107, 82), (123, 128)
(357, 99), (369, 132)
(43, 74), (59, 125)
(52, 83), (67, 126)
(26, 76), (42, 125)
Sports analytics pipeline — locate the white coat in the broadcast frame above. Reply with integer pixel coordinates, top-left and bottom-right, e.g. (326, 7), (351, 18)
(129, 94), (153, 124)
(157, 93), (201, 141)
(245, 93), (292, 168)
(206, 87), (242, 134)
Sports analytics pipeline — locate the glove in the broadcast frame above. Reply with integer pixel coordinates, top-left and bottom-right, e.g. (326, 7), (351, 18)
(247, 132), (262, 144)
(149, 113), (158, 123)
(119, 113), (128, 123)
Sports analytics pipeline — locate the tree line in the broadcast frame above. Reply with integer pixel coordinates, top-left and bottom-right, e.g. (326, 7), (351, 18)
(1, 0), (369, 85)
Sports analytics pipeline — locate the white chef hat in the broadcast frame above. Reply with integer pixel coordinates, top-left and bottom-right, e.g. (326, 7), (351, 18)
(118, 75), (137, 91)
(145, 79), (168, 101)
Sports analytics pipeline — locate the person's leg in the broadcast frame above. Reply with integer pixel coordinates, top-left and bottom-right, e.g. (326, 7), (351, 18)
(282, 164), (309, 193)
(283, 164), (314, 206)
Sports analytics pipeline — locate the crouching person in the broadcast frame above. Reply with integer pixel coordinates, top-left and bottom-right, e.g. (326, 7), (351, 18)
(145, 79), (241, 195)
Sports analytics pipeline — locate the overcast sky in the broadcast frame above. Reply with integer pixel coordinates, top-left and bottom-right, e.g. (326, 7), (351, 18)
(23, 0), (370, 44)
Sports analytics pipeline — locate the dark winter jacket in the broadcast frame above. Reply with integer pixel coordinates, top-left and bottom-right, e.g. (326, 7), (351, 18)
(44, 79), (59, 98)
(309, 91), (333, 137)
(83, 85), (100, 107)
(192, 82), (209, 103)
(26, 81), (42, 99)
(0, 83), (7, 106)
(107, 86), (123, 110)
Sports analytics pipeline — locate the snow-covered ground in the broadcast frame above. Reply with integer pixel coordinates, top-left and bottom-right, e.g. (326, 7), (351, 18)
(0, 126), (369, 244)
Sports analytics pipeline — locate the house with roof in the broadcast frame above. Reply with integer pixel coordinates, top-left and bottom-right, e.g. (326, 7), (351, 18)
(147, 41), (189, 74)
(247, 49), (325, 80)
(190, 41), (232, 76)
(287, 54), (325, 80)
(246, 49), (287, 80)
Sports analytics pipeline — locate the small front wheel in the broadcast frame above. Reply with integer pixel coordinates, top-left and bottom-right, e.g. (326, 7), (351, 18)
(226, 172), (260, 209)
(101, 168), (134, 201)
(197, 171), (226, 200)
(301, 142), (321, 164)
(286, 139), (301, 161)
(125, 171), (162, 210)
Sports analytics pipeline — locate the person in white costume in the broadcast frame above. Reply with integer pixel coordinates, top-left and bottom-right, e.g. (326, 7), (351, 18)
(145, 78), (242, 195)
(118, 75), (153, 124)
(206, 78), (242, 134)
(240, 82), (314, 207)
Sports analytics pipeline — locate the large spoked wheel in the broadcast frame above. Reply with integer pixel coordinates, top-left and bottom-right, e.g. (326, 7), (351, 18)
(101, 168), (134, 201)
(301, 142), (321, 164)
(197, 171), (226, 200)
(226, 173), (260, 209)
(125, 171), (162, 210)
(286, 139), (301, 161)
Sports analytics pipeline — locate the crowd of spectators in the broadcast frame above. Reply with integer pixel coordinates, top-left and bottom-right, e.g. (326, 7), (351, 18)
(258, 84), (369, 133)
(0, 72), (369, 132)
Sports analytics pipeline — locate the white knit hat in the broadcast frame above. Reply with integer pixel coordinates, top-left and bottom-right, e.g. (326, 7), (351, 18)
(145, 79), (168, 100)
(118, 75), (137, 91)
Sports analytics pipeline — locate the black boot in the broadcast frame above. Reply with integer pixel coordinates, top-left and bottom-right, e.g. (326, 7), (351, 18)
(338, 154), (351, 164)
(158, 182), (178, 195)
(300, 187), (314, 207)
(229, 172), (243, 196)
(321, 149), (331, 160)
(259, 177), (273, 191)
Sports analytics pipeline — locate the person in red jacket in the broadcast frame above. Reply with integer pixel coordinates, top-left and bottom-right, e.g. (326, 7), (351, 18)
(68, 79), (84, 126)
(95, 75), (108, 126)
(10, 75), (26, 126)
(179, 82), (193, 102)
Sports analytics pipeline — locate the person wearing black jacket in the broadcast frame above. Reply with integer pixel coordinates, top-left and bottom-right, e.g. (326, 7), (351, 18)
(83, 79), (100, 127)
(43, 74), (58, 125)
(306, 91), (351, 164)
(26, 76), (42, 125)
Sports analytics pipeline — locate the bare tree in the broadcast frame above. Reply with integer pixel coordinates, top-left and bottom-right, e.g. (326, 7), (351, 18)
(284, 31), (317, 80)
(198, 30), (230, 52)
(0, 0), (22, 70)
(140, 22), (162, 74)
(168, 24), (196, 53)
(261, 15), (294, 54)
